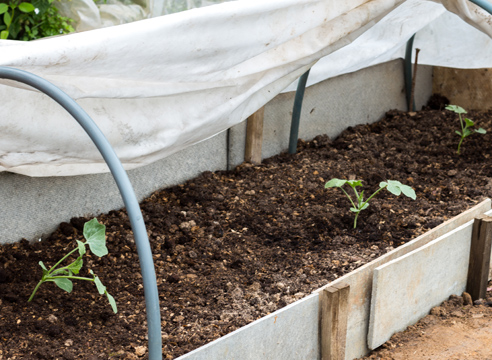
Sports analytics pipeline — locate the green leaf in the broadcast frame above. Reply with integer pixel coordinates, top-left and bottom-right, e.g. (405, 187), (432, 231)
(455, 130), (462, 136)
(349, 207), (360, 213)
(463, 128), (472, 137)
(464, 117), (475, 127)
(4, 12), (11, 27)
(360, 203), (369, 210)
(106, 292), (118, 313)
(0, 4), (8, 14)
(386, 183), (402, 196)
(83, 218), (108, 257)
(400, 185), (417, 200)
(325, 178), (347, 188)
(0, 30), (8, 39)
(31, 0), (50, 13)
(39, 261), (47, 271)
(39, 261), (49, 276)
(52, 268), (70, 276)
(346, 180), (363, 188)
(383, 180), (416, 200)
(18, 2), (35, 13)
(76, 240), (86, 257)
(66, 257), (83, 275)
(475, 128), (487, 134)
(445, 105), (467, 114)
(93, 275), (106, 295)
(379, 181), (388, 188)
(357, 190), (364, 203)
(54, 278), (73, 293)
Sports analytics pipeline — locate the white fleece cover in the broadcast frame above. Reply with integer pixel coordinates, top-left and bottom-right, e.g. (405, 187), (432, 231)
(0, 0), (491, 176)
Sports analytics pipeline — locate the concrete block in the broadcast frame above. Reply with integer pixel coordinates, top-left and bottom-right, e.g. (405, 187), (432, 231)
(176, 293), (319, 360)
(0, 131), (227, 244)
(314, 199), (491, 360)
(367, 220), (475, 350)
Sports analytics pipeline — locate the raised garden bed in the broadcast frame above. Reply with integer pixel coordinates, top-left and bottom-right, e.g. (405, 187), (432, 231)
(1, 101), (492, 359)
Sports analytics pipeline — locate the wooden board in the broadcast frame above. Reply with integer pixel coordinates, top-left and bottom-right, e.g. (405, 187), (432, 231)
(319, 283), (349, 360)
(467, 215), (492, 300)
(244, 107), (264, 164)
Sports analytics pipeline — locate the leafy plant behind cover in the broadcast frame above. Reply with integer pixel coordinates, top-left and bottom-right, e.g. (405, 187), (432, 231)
(28, 218), (117, 313)
(445, 104), (486, 154)
(325, 179), (416, 229)
(0, 0), (74, 40)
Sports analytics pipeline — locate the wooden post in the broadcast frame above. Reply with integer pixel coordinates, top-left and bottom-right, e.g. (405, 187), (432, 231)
(244, 107), (264, 164)
(466, 215), (492, 300)
(319, 283), (350, 360)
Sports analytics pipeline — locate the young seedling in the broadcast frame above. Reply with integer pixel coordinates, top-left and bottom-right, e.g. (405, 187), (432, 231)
(325, 179), (416, 229)
(28, 218), (117, 313)
(445, 105), (486, 154)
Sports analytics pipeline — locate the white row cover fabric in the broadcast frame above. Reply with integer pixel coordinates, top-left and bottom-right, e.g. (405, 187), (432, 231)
(0, 0), (491, 176)
(55, 0), (231, 31)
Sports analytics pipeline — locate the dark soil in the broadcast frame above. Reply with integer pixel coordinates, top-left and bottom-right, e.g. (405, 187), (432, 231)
(2, 100), (492, 359)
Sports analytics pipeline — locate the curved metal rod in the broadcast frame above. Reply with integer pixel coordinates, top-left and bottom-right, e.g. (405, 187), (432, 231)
(288, 69), (310, 154)
(0, 66), (162, 360)
(469, 0), (492, 15)
(404, 34), (416, 112)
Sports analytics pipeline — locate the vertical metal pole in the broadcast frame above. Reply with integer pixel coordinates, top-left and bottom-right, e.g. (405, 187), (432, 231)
(289, 69), (310, 154)
(0, 67), (162, 360)
(404, 34), (416, 112)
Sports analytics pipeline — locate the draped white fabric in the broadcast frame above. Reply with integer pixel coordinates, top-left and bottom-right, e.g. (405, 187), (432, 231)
(0, 0), (491, 176)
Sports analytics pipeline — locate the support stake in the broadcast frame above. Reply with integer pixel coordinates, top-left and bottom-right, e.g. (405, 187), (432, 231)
(289, 69), (310, 154)
(409, 48), (420, 112)
(244, 107), (264, 164)
(404, 34), (415, 112)
(467, 215), (492, 300)
(319, 283), (350, 360)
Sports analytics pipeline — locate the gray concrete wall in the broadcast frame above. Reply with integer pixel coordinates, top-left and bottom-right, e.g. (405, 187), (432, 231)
(0, 59), (433, 244)
(229, 60), (433, 166)
(0, 134), (228, 243)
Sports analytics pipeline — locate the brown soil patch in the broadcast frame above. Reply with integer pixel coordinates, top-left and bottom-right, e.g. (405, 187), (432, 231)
(2, 99), (492, 359)
(361, 285), (492, 360)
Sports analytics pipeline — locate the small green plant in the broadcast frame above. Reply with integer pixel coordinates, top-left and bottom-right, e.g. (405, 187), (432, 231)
(28, 218), (117, 313)
(325, 179), (416, 229)
(445, 104), (486, 154)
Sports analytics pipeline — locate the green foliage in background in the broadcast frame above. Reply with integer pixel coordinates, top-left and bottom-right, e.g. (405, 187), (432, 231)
(0, 0), (74, 40)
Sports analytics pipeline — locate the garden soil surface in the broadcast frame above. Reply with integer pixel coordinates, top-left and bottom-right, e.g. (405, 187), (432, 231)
(2, 98), (492, 359)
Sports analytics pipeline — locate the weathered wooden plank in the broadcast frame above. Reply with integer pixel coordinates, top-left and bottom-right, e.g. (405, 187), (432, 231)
(467, 215), (492, 300)
(319, 283), (350, 360)
(244, 107), (264, 164)
(368, 220), (474, 349)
